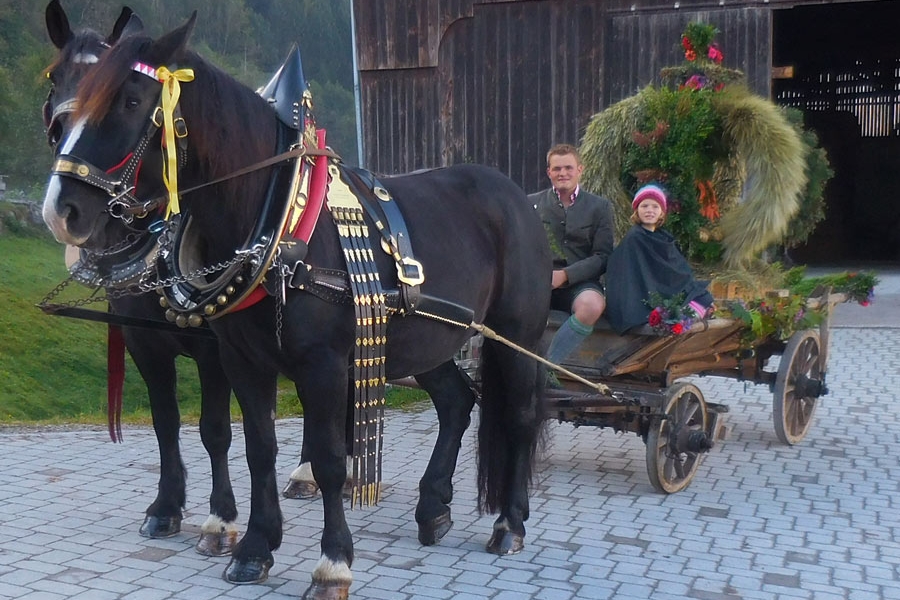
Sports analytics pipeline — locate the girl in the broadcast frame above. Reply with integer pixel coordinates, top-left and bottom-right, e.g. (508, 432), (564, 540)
(605, 184), (714, 334)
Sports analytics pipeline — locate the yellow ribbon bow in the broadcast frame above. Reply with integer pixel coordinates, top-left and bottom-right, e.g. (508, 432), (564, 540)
(156, 66), (194, 218)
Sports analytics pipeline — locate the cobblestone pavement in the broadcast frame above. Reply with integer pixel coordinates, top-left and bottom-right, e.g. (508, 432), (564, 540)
(1, 274), (898, 599)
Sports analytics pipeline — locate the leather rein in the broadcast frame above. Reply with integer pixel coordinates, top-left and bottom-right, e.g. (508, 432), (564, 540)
(51, 117), (339, 224)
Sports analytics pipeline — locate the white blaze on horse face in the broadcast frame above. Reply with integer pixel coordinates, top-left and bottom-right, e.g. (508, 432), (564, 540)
(73, 52), (100, 65)
(42, 117), (88, 245)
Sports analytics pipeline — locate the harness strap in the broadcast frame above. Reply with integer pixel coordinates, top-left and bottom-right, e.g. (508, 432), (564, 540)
(327, 166), (387, 508)
(120, 145), (341, 218)
(274, 257), (476, 325)
(343, 166), (424, 311)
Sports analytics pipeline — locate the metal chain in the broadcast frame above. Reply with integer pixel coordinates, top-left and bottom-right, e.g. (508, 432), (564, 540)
(39, 247), (262, 310)
(37, 274), (107, 308)
(80, 231), (147, 259)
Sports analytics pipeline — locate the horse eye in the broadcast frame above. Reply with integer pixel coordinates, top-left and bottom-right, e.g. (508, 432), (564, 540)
(125, 97), (140, 110)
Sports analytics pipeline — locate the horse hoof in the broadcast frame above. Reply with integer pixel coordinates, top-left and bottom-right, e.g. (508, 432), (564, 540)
(485, 529), (524, 555)
(224, 556), (273, 584)
(196, 529), (238, 556)
(282, 479), (319, 500)
(139, 514), (182, 538)
(301, 581), (351, 600)
(417, 512), (453, 546)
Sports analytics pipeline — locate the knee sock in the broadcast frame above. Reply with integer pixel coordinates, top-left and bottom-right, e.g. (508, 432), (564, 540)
(546, 315), (593, 365)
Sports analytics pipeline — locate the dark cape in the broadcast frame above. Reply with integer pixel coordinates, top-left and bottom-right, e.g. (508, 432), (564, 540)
(605, 225), (713, 334)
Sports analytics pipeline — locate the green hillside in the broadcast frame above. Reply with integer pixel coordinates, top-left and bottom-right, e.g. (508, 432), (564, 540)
(0, 204), (427, 424)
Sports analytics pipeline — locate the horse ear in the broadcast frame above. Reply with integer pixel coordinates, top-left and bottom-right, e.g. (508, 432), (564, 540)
(147, 11), (197, 66)
(45, 0), (73, 50)
(113, 12), (144, 44)
(110, 8), (142, 44)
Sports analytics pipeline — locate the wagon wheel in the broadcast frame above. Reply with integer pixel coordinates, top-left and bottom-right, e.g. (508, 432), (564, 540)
(646, 382), (710, 494)
(773, 330), (823, 445)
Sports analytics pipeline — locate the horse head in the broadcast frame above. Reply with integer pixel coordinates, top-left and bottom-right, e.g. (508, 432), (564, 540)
(43, 0), (143, 150)
(43, 12), (275, 257)
(42, 13), (199, 249)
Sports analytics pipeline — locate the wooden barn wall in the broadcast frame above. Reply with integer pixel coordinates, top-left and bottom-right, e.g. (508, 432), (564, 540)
(606, 8), (773, 105)
(354, 0), (515, 71)
(358, 0), (605, 192)
(358, 69), (442, 173)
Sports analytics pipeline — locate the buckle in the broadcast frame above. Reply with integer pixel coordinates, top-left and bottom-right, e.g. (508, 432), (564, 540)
(151, 106), (164, 128)
(397, 257), (424, 286)
(173, 117), (188, 138)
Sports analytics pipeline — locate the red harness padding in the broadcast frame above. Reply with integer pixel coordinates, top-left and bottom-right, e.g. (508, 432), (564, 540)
(233, 128), (329, 312)
(107, 324), (125, 443)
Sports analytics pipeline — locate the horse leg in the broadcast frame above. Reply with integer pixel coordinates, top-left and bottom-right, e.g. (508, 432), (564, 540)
(282, 386), (354, 501)
(125, 330), (186, 539)
(477, 338), (545, 556)
(282, 450), (320, 499)
(413, 360), (477, 546)
(192, 340), (239, 557)
(292, 361), (354, 599)
(220, 357), (281, 584)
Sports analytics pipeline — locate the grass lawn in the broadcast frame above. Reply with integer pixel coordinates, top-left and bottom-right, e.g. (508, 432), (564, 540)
(0, 208), (429, 425)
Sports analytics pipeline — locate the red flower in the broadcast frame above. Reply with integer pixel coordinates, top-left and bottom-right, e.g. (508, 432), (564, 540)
(860, 301), (870, 307)
(682, 36), (692, 51)
(685, 50), (697, 62)
(671, 323), (684, 335)
(648, 309), (663, 326)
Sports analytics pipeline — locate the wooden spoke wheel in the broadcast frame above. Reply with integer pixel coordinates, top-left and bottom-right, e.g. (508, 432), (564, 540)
(646, 382), (710, 494)
(773, 330), (824, 445)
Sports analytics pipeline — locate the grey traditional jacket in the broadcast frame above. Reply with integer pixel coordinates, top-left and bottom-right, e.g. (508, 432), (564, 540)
(529, 187), (615, 286)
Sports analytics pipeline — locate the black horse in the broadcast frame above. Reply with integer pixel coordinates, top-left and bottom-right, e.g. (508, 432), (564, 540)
(42, 13), (551, 599)
(44, 0), (352, 511)
(43, 0), (239, 556)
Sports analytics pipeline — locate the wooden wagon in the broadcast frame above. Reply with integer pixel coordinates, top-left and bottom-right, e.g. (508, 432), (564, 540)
(454, 289), (843, 494)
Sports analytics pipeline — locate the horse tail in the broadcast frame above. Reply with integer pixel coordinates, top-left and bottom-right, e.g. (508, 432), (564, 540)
(476, 336), (547, 514)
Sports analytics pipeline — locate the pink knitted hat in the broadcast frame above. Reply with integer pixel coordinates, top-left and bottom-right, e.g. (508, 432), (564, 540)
(632, 184), (668, 213)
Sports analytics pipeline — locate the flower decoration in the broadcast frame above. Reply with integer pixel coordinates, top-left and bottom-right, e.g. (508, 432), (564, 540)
(580, 22), (820, 269)
(681, 23), (720, 65)
(645, 292), (697, 335)
(783, 268), (878, 306)
(684, 74), (708, 90)
(720, 294), (824, 345)
(668, 23), (737, 94)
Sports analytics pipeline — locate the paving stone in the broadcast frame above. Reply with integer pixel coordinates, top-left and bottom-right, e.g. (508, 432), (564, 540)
(3, 303), (900, 599)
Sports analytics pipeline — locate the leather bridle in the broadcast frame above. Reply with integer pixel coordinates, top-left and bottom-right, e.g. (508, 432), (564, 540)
(49, 60), (339, 225)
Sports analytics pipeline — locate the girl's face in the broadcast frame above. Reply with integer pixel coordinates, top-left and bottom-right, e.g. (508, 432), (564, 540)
(637, 199), (664, 229)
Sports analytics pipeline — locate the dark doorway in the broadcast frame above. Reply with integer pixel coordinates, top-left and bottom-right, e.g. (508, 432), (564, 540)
(773, 0), (900, 265)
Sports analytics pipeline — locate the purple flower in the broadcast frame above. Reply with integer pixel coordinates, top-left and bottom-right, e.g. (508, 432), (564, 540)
(685, 74), (708, 90)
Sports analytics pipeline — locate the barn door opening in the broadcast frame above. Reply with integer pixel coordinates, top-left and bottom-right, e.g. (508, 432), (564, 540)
(773, 0), (900, 265)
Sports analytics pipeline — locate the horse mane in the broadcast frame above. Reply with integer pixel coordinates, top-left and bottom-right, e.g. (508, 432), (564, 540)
(75, 34), (145, 124)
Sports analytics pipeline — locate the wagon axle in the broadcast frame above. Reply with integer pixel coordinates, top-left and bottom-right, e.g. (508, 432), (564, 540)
(669, 421), (714, 454)
(793, 373), (828, 399)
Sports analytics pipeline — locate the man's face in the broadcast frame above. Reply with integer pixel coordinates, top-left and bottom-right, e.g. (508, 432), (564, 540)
(546, 153), (583, 196)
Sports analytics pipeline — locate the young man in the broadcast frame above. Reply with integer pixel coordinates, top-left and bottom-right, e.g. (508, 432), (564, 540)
(529, 144), (615, 382)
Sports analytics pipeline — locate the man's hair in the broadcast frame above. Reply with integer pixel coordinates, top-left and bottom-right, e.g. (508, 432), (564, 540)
(546, 143), (581, 167)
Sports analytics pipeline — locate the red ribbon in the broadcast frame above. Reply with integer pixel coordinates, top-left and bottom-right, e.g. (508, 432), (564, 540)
(107, 324), (125, 442)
